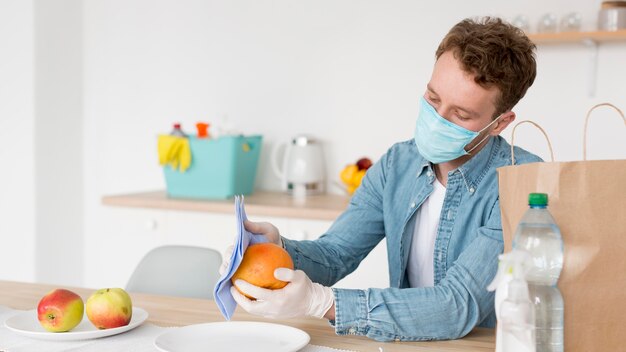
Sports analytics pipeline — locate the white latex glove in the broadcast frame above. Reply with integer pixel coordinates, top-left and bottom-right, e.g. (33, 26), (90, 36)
(244, 220), (282, 246)
(219, 220), (283, 276)
(231, 268), (334, 319)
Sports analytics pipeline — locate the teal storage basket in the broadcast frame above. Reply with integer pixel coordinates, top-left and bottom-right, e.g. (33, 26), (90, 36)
(163, 135), (262, 199)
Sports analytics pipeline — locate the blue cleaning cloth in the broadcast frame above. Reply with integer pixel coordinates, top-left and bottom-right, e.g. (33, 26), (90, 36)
(214, 195), (268, 320)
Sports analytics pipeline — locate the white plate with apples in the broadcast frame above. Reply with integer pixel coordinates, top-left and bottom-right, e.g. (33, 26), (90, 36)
(5, 307), (148, 341)
(4, 287), (149, 341)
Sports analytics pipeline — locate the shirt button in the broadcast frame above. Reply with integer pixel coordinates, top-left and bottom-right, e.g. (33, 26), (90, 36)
(447, 210), (453, 220)
(395, 338), (401, 342)
(469, 187), (475, 193)
(427, 171), (433, 177)
(410, 202), (416, 208)
(348, 327), (356, 334)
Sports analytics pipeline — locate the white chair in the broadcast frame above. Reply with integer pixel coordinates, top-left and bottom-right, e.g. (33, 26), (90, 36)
(126, 245), (222, 300)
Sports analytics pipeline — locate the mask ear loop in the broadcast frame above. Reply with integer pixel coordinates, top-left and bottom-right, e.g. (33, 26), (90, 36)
(466, 114), (504, 155)
(510, 120), (554, 165)
(583, 103), (625, 161)
(465, 134), (492, 155)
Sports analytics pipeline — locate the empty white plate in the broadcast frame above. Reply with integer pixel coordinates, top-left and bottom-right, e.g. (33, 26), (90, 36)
(154, 321), (310, 352)
(4, 307), (148, 341)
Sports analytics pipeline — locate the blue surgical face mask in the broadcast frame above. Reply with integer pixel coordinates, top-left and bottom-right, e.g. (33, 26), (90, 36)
(414, 96), (502, 164)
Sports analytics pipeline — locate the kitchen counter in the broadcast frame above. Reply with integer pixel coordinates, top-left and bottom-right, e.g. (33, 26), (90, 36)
(0, 280), (496, 351)
(102, 190), (351, 221)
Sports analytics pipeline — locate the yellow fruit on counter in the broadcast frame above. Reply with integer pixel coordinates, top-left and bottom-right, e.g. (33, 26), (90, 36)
(340, 165), (359, 184)
(340, 165), (368, 195)
(353, 170), (366, 187)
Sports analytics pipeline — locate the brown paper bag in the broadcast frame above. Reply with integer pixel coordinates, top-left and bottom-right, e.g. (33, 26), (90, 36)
(497, 103), (626, 351)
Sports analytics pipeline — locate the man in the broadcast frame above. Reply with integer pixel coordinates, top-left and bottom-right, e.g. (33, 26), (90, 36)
(224, 17), (542, 341)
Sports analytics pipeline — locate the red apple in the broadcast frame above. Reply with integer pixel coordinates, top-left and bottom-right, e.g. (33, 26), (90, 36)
(356, 157), (372, 170)
(85, 288), (133, 329)
(37, 289), (84, 332)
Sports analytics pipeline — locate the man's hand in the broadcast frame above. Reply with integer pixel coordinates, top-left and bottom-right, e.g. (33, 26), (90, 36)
(244, 220), (281, 245)
(219, 220), (282, 275)
(231, 268), (334, 319)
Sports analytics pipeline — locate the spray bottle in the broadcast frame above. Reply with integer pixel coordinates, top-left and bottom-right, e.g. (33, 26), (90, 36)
(488, 250), (535, 352)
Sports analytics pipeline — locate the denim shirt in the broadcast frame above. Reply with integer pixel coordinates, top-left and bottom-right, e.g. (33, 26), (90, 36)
(282, 136), (542, 342)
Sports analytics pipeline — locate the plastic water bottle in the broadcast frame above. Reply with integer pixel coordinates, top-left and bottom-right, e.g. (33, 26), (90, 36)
(512, 193), (564, 352)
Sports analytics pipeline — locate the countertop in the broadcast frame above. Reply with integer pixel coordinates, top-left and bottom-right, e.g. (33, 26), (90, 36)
(102, 190), (351, 221)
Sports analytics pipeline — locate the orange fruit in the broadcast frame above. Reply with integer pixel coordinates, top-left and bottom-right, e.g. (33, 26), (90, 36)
(231, 243), (294, 300)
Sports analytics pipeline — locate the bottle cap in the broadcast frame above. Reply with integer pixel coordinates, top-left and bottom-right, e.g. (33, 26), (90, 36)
(196, 122), (210, 138)
(173, 123), (182, 129)
(528, 193), (548, 206)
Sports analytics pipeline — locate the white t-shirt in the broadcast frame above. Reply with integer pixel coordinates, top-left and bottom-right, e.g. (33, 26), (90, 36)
(407, 179), (446, 288)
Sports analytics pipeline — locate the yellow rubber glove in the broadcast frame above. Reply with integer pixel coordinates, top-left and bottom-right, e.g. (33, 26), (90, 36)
(178, 140), (191, 171)
(158, 135), (192, 172)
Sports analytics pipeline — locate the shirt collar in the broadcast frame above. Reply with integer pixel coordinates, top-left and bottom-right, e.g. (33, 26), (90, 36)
(415, 137), (500, 192)
(456, 136), (500, 193)
(417, 160), (430, 178)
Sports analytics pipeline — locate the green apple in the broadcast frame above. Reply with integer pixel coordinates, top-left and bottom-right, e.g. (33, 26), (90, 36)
(37, 289), (84, 332)
(85, 288), (133, 329)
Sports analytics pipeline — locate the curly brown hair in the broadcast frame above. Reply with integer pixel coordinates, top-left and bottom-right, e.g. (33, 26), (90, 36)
(435, 17), (537, 118)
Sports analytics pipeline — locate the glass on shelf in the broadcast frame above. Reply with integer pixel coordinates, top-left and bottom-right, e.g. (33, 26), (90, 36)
(512, 15), (531, 33)
(537, 13), (558, 33)
(560, 12), (583, 32)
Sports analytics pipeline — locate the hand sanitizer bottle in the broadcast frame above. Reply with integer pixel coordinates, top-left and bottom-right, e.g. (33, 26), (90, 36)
(488, 250), (536, 352)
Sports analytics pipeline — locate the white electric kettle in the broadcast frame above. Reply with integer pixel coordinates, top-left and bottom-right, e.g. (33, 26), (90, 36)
(272, 135), (326, 196)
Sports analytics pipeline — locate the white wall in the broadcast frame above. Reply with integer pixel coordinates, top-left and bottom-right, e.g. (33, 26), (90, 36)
(83, 0), (626, 201)
(34, 0), (84, 286)
(3, 0), (625, 286)
(0, 0), (83, 285)
(80, 0), (625, 288)
(0, 0), (36, 282)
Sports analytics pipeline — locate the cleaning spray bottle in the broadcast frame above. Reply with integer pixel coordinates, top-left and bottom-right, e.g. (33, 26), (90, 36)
(488, 250), (535, 352)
